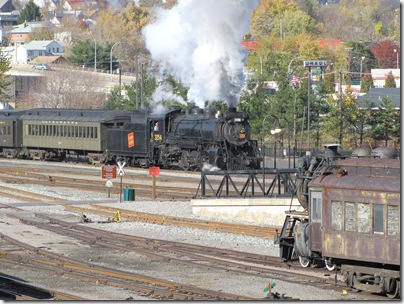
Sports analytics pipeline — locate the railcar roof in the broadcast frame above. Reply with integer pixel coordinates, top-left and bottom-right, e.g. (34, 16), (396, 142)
(21, 108), (132, 123)
(311, 158), (400, 193)
(336, 157), (400, 170)
(311, 174), (400, 193)
(0, 109), (27, 120)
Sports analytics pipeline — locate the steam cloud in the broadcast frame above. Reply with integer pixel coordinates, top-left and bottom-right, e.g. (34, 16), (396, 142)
(142, 0), (259, 108)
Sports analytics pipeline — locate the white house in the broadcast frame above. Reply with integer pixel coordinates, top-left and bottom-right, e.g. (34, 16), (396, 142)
(371, 69), (400, 88)
(15, 40), (64, 64)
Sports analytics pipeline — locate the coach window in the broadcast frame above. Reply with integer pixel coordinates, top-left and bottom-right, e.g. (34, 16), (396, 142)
(373, 204), (384, 234)
(387, 205), (399, 236)
(310, 191), (322, 222)
(357, 203), (371, 233)
(331, 201), (343, 231)
(345, 202), (356, 232)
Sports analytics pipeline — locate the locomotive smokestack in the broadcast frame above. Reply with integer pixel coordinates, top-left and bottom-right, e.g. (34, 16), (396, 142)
(228, 107), (236, 113)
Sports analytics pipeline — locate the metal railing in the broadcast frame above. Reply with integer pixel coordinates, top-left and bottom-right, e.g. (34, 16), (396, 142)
(194, 168), (299, 199)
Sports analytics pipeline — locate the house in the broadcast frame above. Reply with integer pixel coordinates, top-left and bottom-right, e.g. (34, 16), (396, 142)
(356, 88), (400, 110)
(15, 40), (64, 64)
(63, 0), (85, 11)
(30, 55), (67, 65)
(0, 0), (17, 13)
(8, 21), (46, 46)
(1, 45), (16, 63)
(371, 69), (400, 88)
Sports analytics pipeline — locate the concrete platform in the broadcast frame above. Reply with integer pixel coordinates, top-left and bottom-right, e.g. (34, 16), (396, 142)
(191, 197), (304, 227)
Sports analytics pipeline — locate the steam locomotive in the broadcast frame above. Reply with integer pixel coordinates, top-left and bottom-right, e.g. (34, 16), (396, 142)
(279, 145), (400, 298)
(0, 106), (261, 171)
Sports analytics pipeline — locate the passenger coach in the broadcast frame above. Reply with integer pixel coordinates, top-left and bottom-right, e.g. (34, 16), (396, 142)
(0, 109), (26, 158)
(20, 109), (131, 163)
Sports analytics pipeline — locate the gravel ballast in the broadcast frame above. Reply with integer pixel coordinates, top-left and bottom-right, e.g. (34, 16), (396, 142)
(0, 182), (363, 301)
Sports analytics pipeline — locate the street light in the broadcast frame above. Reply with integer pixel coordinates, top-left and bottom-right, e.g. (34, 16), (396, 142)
(110, 42), (122, 81)
(360, 56), (365, 84)
(279, 116), (291, 169)
(393, 49), (398, 69)
(288, 57), (300, 74)
(257, 52), (263, 78)
(262, 115), (282, 194)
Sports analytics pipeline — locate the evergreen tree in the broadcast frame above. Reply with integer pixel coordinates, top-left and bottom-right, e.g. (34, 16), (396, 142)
(0, 50), (13, 107)
(360, 69), (374, 93)
(384, 71), (396, 88)
(17, 0), (41, 24)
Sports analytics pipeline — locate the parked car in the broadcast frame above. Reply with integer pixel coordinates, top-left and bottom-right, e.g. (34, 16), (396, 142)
(32, 64), (50, 70)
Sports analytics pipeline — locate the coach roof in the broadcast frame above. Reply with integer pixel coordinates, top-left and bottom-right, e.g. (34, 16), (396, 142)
(21, 108), (132, 123)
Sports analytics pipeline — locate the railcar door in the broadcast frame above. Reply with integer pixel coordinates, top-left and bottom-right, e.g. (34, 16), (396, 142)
(309, 189), (323, 252)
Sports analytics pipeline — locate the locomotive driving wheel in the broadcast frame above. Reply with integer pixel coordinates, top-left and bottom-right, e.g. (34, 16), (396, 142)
(179, 151), (190, 171)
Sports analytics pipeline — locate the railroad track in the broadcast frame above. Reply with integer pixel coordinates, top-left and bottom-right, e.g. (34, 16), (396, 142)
(0, 160), (270, 200)
(1, 210), (389, 301)
(0, 274), (86, 301)
(62, 204), (279, 238)
(0, 233), (257, 301)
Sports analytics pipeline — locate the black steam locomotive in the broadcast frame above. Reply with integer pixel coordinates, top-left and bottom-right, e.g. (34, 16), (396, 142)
(107, 106), (260, 170)
(0, 107), (261, 171)
(279, 145), (400, 298)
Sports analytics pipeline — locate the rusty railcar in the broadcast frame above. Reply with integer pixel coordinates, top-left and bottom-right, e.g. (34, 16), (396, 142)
(279, 148), (400, 298)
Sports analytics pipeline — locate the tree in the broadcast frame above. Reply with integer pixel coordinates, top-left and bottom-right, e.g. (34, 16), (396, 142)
(93, 4), (151, 73)
(371, 39), (400, 68)
(360, 69), (374, 93)
(250, 0), (297, 38)
(384, 71), (396, 88)
(18, 67), (106, 109)
(105, 73), (157, 110)
(17, 0), (41, 24)
(0, 50), (13, 107)
(29, 27), (54, 42)
(66, 39), (112, 71)
(370, 97), (400, 147)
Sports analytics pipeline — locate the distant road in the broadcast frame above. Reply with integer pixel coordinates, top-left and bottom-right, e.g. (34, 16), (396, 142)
(8, 64), (137, 87)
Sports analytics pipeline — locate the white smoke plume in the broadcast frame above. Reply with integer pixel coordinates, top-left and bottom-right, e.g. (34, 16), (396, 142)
(142, 0), (259, 108)
(151, 83), (186, 106)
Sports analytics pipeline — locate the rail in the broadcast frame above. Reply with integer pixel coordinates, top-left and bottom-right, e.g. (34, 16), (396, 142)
(194, 168), (299, 198)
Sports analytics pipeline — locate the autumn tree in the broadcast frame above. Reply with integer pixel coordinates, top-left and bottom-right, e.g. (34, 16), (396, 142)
(17, 0), (41, 24)
(29, 26), (54, 42)
(250, 0), (298, 38)
(92, 4), (151, 73)
(371, 39), (400, 68)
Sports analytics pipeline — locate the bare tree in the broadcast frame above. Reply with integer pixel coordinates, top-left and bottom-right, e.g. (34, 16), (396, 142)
(18, 66), (108, 109)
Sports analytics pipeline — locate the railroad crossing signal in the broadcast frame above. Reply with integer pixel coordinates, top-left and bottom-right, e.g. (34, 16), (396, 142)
(117, 161), (126, 176)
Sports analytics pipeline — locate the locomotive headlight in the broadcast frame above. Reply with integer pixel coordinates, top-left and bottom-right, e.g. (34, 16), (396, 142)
(239, 127), (246, 139)
(234, 118), (243, 122)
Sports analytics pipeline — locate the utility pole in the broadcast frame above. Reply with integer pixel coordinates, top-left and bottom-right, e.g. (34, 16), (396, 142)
(338, 70), (343, 145)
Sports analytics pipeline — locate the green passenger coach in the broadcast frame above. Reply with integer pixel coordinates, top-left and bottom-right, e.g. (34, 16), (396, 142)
(20, 109), (131, 163)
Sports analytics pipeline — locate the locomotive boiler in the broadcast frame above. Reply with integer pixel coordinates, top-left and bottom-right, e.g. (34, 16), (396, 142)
(278, 145), (400, 298)
(107, 106), (261, 170)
